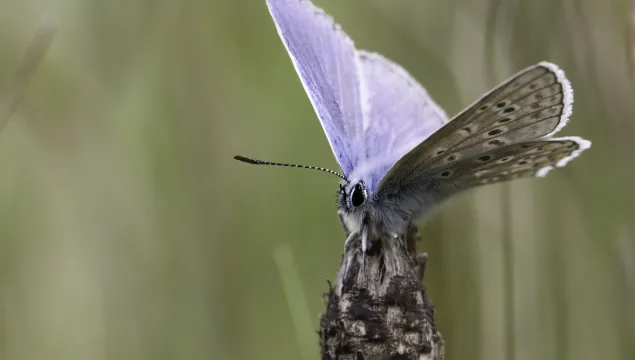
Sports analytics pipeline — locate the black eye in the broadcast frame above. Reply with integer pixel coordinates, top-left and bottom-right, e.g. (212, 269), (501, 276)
(351, 183), (366, 207)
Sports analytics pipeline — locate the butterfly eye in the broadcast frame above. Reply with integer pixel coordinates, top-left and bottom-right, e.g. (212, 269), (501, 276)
(351, 183), (366, 207)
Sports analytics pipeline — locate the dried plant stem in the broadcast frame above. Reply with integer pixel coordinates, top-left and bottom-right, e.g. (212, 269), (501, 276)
(320, 226), (444, 360)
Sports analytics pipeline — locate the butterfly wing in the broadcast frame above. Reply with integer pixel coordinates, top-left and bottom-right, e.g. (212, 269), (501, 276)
(350, 51), (448, 191)
(426, 137), (590, 187)
(375, 62), (591, 226)
(267, 0), (448, 179)
(266, 0), (364, 175)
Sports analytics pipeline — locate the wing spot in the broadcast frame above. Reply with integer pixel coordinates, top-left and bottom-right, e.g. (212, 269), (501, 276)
(440, 170), (452, 178)
(488, 129), (504, 136)
(529, 83), (538, 90)
(488, 139), (505, 146)
(503, 107), (516, 114)
(498, 117), (512, 124)
(478, 155), (492, 162)
(518, 160), (529, 165)
(535, 92), (544, 100)
(497, 156), (512, 164)
(461, 127), (473, 134)
(479, 104), (490, 111)
(496, 101), (508, 108)
(530, 113), (541, 120)
(436, 149), (446, 155)
(446, 154), (457, 162)
(530, 103), (541, 109)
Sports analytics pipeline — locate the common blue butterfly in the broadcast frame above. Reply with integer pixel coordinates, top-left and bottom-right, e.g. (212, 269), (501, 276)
(235, 0), (591, 251)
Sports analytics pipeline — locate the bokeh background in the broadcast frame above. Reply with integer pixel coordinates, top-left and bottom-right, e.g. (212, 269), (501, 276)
(0, 0), (633, 359)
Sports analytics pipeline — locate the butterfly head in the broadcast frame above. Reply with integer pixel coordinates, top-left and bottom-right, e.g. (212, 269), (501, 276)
(337, 179), (375, 238)
(351, 182), (367, 207)
(338, 180), (368, 210)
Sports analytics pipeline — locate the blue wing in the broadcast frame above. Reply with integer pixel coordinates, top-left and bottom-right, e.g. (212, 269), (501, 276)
(267, 0), (448, 181)
(350, 51), (448, 191)
(267, 0), (364, 175)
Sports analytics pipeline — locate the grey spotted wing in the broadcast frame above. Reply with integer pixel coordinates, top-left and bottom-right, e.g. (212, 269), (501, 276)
(375, 62), (590, 221)
(425, 137), (590, 188)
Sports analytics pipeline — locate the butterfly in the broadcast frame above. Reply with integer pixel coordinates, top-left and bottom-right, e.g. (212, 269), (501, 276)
(234, 0), (591, 251)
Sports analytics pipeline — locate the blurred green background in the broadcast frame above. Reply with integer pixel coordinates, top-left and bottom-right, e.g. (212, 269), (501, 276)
(0, 0), (633, 359)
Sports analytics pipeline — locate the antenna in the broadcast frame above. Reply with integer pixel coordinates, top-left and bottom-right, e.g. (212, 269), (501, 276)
(233, 155), (348, 182)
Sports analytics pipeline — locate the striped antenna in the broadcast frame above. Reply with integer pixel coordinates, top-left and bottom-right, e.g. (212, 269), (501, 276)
(234, 155), (348, 182)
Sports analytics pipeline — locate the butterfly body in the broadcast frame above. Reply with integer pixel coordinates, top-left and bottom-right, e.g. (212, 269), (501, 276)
(235, 0), (591, 250)
(338, 175), (442, 247)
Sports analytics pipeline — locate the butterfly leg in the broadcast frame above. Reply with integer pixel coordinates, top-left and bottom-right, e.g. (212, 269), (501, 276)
(338, 211), (352, 236)
(344, 230), (357, 250)
(361, 224), (369, 252)
(341, 211), (358, 253)
(360, 224), (370, 273)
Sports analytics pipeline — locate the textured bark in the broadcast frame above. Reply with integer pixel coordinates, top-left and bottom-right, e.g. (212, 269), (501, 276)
(319, 226), (444, 360)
